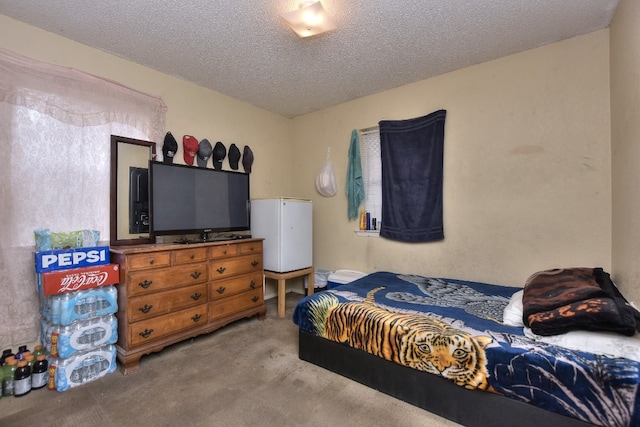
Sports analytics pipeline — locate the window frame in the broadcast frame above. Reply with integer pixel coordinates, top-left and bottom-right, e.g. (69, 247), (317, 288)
(357, 127), (382, 236)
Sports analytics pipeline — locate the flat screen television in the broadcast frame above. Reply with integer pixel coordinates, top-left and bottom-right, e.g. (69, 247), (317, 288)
(149, 161), (250, 241)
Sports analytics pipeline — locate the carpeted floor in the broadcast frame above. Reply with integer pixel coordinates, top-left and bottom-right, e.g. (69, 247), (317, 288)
(0, 293), (460, 427)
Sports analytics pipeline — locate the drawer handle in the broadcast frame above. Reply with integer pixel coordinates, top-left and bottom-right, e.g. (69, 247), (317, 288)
(216, 267), (226, 274)
(190, 254), (195, 259)
(139, 329), (154, 338)
(138, 280), (153, 289)
(249, 246), (255, 251)
(223, 250), (228, 255)
(191, 314), (202, 322)
(139, 304), (153, 314)
(191, 292), (202, 301)
(217, 287), (226, 294)
(149, 258), (155, 265)
(250, 280), (256, 289)
(252, 296), (259, 303)
(251, 261), (259, 267)
(191, 271), (202, 279)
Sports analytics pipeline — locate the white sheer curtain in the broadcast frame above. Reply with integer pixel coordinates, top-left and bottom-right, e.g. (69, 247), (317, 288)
(0, 48), (167, 349)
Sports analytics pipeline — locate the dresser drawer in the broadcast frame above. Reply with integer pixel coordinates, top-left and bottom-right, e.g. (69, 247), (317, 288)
(128, 283), (208, 322)
(128, 262), (207, 296)
(238, 241), (262, 255)
(128, 252), (171, 270)
(113, 240), (265, 374)
(209, 272), (262, 301)
(129, 304), (208, 347)
(209, 288), (263, 321)
(173, 248), (208, 265)
(210, 254), (262, 279)
(209, 244), (237, 259)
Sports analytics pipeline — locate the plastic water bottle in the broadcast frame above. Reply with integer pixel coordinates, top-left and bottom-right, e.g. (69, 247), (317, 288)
(85, 295), (97, 314)
(50, 294), (61, 324)
(104, 286), (118, 312)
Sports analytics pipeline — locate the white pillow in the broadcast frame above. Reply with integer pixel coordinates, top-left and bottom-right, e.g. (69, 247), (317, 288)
(502, 287), (640, 362)
(502, 289), (524, 327)
(524, 327), (640, 363)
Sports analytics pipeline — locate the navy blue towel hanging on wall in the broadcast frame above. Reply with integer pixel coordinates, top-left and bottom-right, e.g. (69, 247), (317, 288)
(379, 109), (446, 243)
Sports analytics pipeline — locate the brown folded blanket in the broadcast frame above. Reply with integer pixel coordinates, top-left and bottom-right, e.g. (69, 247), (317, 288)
(522, 267), (640, 336)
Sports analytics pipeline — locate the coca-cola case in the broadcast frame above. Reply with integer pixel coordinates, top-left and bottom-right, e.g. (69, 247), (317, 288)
(37, 264), (120, 296)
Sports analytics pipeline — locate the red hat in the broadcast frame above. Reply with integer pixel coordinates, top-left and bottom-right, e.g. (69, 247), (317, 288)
(183, 135), (199, 165)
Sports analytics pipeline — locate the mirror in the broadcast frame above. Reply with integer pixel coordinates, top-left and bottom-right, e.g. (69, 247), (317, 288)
(110, 135), (156, 246)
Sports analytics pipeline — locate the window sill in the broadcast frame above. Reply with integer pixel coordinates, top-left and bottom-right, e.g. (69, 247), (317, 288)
(354, 230), (380, 237)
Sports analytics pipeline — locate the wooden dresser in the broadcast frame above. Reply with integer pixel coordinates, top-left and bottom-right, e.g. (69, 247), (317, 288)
(110, 239), (266, 374)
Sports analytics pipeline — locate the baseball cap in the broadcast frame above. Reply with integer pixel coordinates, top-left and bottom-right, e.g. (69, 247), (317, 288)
(228, 144), (241, 170)
(242, 145), (254, 173)
(213, 141), (227, 170)
(162, 132), (178, 164)
(197, 139), (213, 168)
(183, 135), (199, 165)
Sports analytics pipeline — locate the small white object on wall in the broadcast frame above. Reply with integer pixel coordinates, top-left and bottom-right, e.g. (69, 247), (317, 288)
(315, 146), (337, 197)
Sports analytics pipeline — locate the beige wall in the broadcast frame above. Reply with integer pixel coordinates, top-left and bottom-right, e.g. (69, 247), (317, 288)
(292, 30), (612, 288)
(1, 14), (615, 293)
(0, 15), (294, 200)
(611, 0), (640, 303)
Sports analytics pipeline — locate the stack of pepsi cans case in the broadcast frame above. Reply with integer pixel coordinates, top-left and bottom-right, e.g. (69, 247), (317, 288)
(35, 246), (119, 391)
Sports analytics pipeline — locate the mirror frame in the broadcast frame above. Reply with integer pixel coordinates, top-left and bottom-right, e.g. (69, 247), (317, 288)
(110, 135), (156, 246)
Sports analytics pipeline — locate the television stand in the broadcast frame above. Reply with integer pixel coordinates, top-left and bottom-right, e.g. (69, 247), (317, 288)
(110, 238), (266, 374)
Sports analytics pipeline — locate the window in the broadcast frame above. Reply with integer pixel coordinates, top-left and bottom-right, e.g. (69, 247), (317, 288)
(359, 128), (382, 230)
(0, 47), (166, 348)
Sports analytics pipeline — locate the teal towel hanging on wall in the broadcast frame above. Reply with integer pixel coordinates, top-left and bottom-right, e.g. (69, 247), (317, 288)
(346, 129), (364, 220)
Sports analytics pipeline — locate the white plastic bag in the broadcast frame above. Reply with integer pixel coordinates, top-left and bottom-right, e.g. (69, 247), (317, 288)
(315, 147), (337, 197)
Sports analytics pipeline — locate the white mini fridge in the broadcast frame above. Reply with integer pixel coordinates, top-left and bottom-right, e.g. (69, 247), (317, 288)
(251, 198), (312, 273)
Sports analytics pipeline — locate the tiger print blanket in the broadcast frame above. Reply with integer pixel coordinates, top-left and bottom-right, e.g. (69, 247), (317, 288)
(292, 272), (640, 427)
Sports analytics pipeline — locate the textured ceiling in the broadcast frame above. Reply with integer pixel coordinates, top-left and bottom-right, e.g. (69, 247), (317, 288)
(0, 0), (619, 118)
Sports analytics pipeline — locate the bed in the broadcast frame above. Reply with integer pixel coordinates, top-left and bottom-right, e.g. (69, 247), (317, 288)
(292, 270), (640, 427)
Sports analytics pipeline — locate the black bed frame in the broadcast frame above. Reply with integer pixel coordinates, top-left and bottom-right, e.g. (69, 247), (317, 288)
(299, 331), (594, 427)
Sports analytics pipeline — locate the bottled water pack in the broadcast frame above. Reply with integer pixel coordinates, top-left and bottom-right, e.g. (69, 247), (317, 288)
(41, 314), (118, 359)
(41, 285), (118, 325)
(49, 344), (117, 392)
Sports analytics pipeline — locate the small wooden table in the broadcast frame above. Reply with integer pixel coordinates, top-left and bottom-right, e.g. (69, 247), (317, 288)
(264, 267), (314, 318)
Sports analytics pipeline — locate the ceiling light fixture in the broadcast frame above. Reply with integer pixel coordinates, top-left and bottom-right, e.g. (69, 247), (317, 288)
(280, 0), (336, 38)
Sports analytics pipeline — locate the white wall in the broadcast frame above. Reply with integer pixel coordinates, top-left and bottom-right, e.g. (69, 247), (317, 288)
(292, 30), (612, 288)
(611, 0), (640, 304)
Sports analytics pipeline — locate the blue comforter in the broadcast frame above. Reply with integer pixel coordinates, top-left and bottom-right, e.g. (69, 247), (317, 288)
(293, 272), (640, 426)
